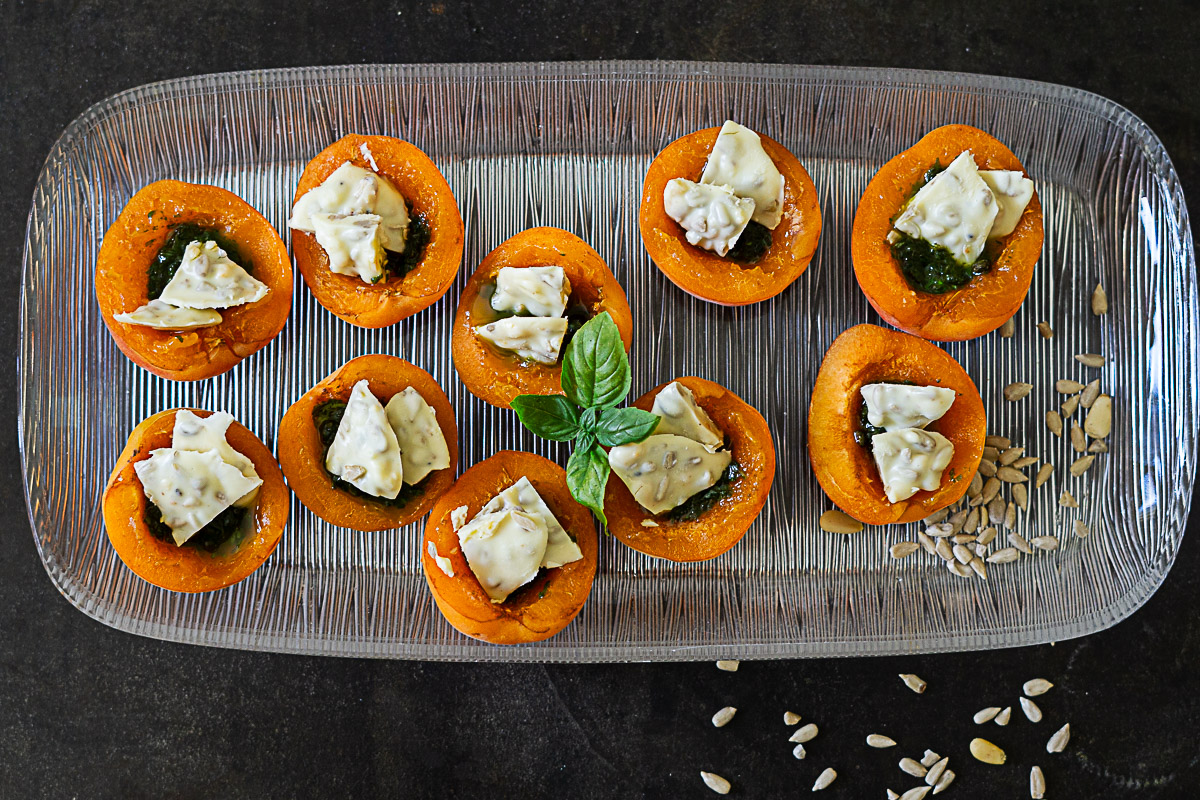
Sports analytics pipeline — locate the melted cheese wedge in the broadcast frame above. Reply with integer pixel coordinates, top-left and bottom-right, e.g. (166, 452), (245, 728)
(134, 448), (263, 546)
(474, 316), (568, 365)
(893, 151), (999, 265)
(871, 428), (955, 503)
(608, 434), (732, 515)
(384, 387), (451, 486)
(491, 266), (571, 318)
(699, 120), (786, 230)
(289, 161), (410, 253)
(172, 410), (259, 506)
(325, 380), (405, 499)
(159, 240), (268, 309)
(860, 384), (957, 432)
(663, 178), (754, 257)
(457, 508), (548, 603)
(476, 476), (582, 569)
(651, 382), (724, 450)
(979, 170), (1035, 238)
(114, 300), (222, 330)
(310, 212), (386, 283)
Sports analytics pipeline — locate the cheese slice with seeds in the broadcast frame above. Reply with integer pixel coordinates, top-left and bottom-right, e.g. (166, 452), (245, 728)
(456, 508), (548, 603)
(860, 383), (957, 432)
(490, 266), (571, 318)
(384, 387), (451, 486)
(134, 448), (262, 546)
(476, 476), (582, 569)
(160, 240), (269, 309)
(474, 316), (568, 365)
(325, 380), (405, 499)
(114, 300), (222, 330)
(650, 381), (724, 450)
(892, 150), (999, 265)
(608, 434), (731, 515)
(699, 120), (786, 230)
(979, 169), (1035, 238)
(289, 161), (410, 253)
(309, 212), (386, 283)
(172, 409), (259, 506)
(871, 428), (955, 503)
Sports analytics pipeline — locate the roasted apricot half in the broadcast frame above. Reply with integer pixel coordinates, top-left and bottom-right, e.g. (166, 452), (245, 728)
(852, 124), (1043, 341)
(95, 180), (293, 381)
(605, 377), (775, 562)
(102, 408), (290, 593)
(808, 324), (986, 525)
(291, 134), (464, 328)
(638, 126), (821, 305)
(276, 354), (458, 532)
(421, 451), (598, 644)
(452, 227), (633, 408)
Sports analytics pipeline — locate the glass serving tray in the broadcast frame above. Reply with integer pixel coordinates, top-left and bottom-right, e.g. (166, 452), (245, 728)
(19, 61), (1197, 662)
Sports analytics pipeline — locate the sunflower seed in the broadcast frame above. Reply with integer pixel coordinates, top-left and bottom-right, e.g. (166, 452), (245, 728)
(1070, 455), (1097, 476)
(1000, 317), (1015, 338)
(812, 767), (837, 791)
(948, 509), (969, 534)
(926, 756), (949, 786)
(925, 508), (950, 524)
(952, 533), (976, 545)
(888, 791), (900, 800)
(867, 734), (898, 748)
(973, 542), (988, 558)
(970, 738), (1007, 765)
(1061, 394), (1080, 417)
(1092, 283), (1109, 314)
(891, 542), (920, 559)
(988, 495), (1006, 525)
(1035, 463), (1055, 488)
(1004, 382), (1033, 401)
(1004, 502), (1017, 529)
(964, 507), (980, 533)
(978, 458), (997, 478)
(982, 477), (1002, 504)
(1056, 379), (1084, 394)
(900, 674), (927, 694)
(791, 723), (819, 743)
(926, 522), (954, 538)
(978, 526), (998, 546)
(917, 531), (937, 555)
(1081, 379), (1101, 408)
(716, 660), (739, 672)
(1009, 532), (1034, 554)
(784, 711), (802, 725)
(1020, 696), (1043, 722)
(711, 706), (737, 727)
(968, 472), (983, 497)
(1031, 765), (1046, 798)
(1014, 456), (1040, 469)
(970, 558), (988, 579)
(1075, 353), (1106, 368)
(953, 544), (973, 565)
(935, 538), (955, 561)
(986, 435), (1011, 448)
(921, 750), (941, 767)
(932, 769), (956, 795)
(1075, 520), (1090, 537)
(1070, 422), (1087, 453)
(999, 446), (1025, 465)
(820, 509), (863, 534)
(1024, 678), (1054, 696)
(1085, 395), (1112, 438)
(1032, 535), (1060, 551)
(900, 757), (928, 777)
(900, 787), (931, 800)
(988, 547), (1020, 564)
(1045, 410), (1064, 436)
(996, 706), (1012, 725)
(1013, 484), (1029, 511)
(1059, 489), (1079, 508)
(1034, 320), (1053, 339)
(998, 467), (1029, 484)
(982, 445), (1000, 461)
(947, 560), (972, 578)
(1088, 439), (1108, 453)
(793, 743), (807, 759)
(1047, 723), (1071, 753)
(701, 772), (731, 794)
(974, 707), (1002, 724)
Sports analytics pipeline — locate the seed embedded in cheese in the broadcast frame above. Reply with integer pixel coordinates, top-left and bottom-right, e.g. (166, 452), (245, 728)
(491, 266), (572, 318)
(699, 120), (786, 230)
(892, 150), (999, 265)
(310, 212), (386, 283)
(608, 434), (732, 515)
(860, 384), (957, 432)
(325, 380), (405, 499)
(134, 448), (263, 546)
(979, 169), (1035, 238)
(871, 428), (955, 503)
(457, 508), (548, 603)
(476, 476), (582, 569)
(651, 381), (724, 451)
(663, 178), (755, 257)
(114, 300), (222, 330)
(384, 387), (451, 486)
(474, 316), (568, 365)
(159, 240), (269, 309)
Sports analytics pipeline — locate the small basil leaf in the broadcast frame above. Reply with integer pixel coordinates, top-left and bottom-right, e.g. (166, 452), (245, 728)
(577, 406), (600, 434)
(510, 394), (581, 442)
(561, 312), (630, 410)
(593, 407), (660, 447)
(566, 441), (610, 528)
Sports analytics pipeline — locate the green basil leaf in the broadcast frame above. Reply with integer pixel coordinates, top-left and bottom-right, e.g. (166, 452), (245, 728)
(561, 311), (630, 410)
(593, 407), (660, 447)
(577, 406), (600, 434)
(510, 395), (581, 442)
(566, 440), (610, 528)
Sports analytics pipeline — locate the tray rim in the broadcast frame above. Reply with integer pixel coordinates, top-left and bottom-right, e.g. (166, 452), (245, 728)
(19, 59), (1198, 662)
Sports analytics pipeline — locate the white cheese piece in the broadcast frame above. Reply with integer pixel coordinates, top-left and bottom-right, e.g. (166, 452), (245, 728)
(871, 428), (955, 503)
(384, 387), (451, 486)
(892, 150), (999, 265)
(663, 178), (754, 257)
(456, 508), (548, 603)
(159, 240), (269, 309)
(310, 212), (386, 283)
(427, 541), (455, 578)
(114, 300), (222, 330)
(325, 380), (405, 499)
(860, 384), (957, 432)
(134, 448), (263, 545)
(171, 409), (260, 506)
(699, 120), (786, 230)
(476, 476), (582, 569)
(474, 316), (568, 365)
(979, 170), (1035, 238)
(359, 142), (380, 172)
(450, 506), (469, 531)
(651, 381), (724, 450)
(490, 266), (571, 318)
(608, 434), (732, 515)
(289, 161), (410, 253)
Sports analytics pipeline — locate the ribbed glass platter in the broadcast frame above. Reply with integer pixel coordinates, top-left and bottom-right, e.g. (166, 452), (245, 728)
(19, 61), (1197, 662)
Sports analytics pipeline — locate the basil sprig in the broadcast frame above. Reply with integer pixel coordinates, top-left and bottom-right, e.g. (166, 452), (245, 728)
(510, 312), (658, 526)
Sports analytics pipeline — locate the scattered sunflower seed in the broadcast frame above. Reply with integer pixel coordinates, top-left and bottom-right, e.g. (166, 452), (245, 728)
(1085, 395), (1112, 439)
(949, 509), (969, 534)
(1070, 422), (1088, 453)
(900, 787), (931, 800)
(1047, 723), (1071, 753)
(1061, 394), (1080, 417)
(986, 435), (1012, 448)
(926, 508), (950, 524)
(920, 750), (941, 767)
(998, 466), (1029, 484)
(1013, 484), (1029, 511)
(973, 542), (988, 558)
(1020, 696), (1044, 722)
(951, 533), (976, 545)
(978, 526), (998, 546)
(978, 459), (997, 478)
(1045, 410), (1064, 437)
(784, 711), (802, 726)
(1075, 353), (1106, 368)
(998, 447), (1024, 466)
(701, 772), (731, 795)
(970, 558), (988, 579)
(982, 445), (1000, 461)
(988, 495), (1006, 526)
(888, 791), (900, 800)
(1059, 489), (1079, 508)
(867, 734), (898, 748)
(1088, 439), (1108, 453)
(953, 544), (973, 565)
(982, 477), (1002, 503)
(793, 743), (807, 760)
(891, 542), (920, 559)
(988, 547), (1020, 564)
(1004, 382), (1034, 401)
(1075, 520), (1090, 537)
(791, 723), (819, 743)
(900, 674), (927, 693)
(947, 560), (972, 578)
(1069, 455), (1097, 476)
(716, 660), (739, 672)
(968, 472), (983, 497)
(819, 509), (863, 534)
(926, 522), (954, 538)
(1092, 283), (1108, 314)
(1009, 532), (1034, 554)
(1035, 463), (1055, 488)
(1031, 765), (1046, 799)
(1004, 502), (1017, 530)
(1013, 456), (1040, 469)
(1056, 379), (1084, 394)
(996, 706), (1012, 725)
(970, 738), (1007, 765)
(917, 531), (937, 555)
(1032, 320), (1052, 339)
(932, 769), (956, 795)
(1081, 379), (1101, 408)
(974, 707), (1002, 724)
(900, 757), (928, 777)
(1024, 678), (1054, 696)
(964, 507), (980, 533)
(712, 706), (737, 727)
(1032, 535), (1060, 551)
(935, 538), (955, 561)
(1000, 317), (1015, 338)
(925, 756), (949, 786)
(812, 767), (837, 791)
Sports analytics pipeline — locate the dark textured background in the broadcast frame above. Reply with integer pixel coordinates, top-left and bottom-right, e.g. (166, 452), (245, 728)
(3, 1), (1198, 798)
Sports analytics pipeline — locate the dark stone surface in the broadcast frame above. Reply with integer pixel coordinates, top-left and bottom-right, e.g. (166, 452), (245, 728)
(2, 1), (1198, 797)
